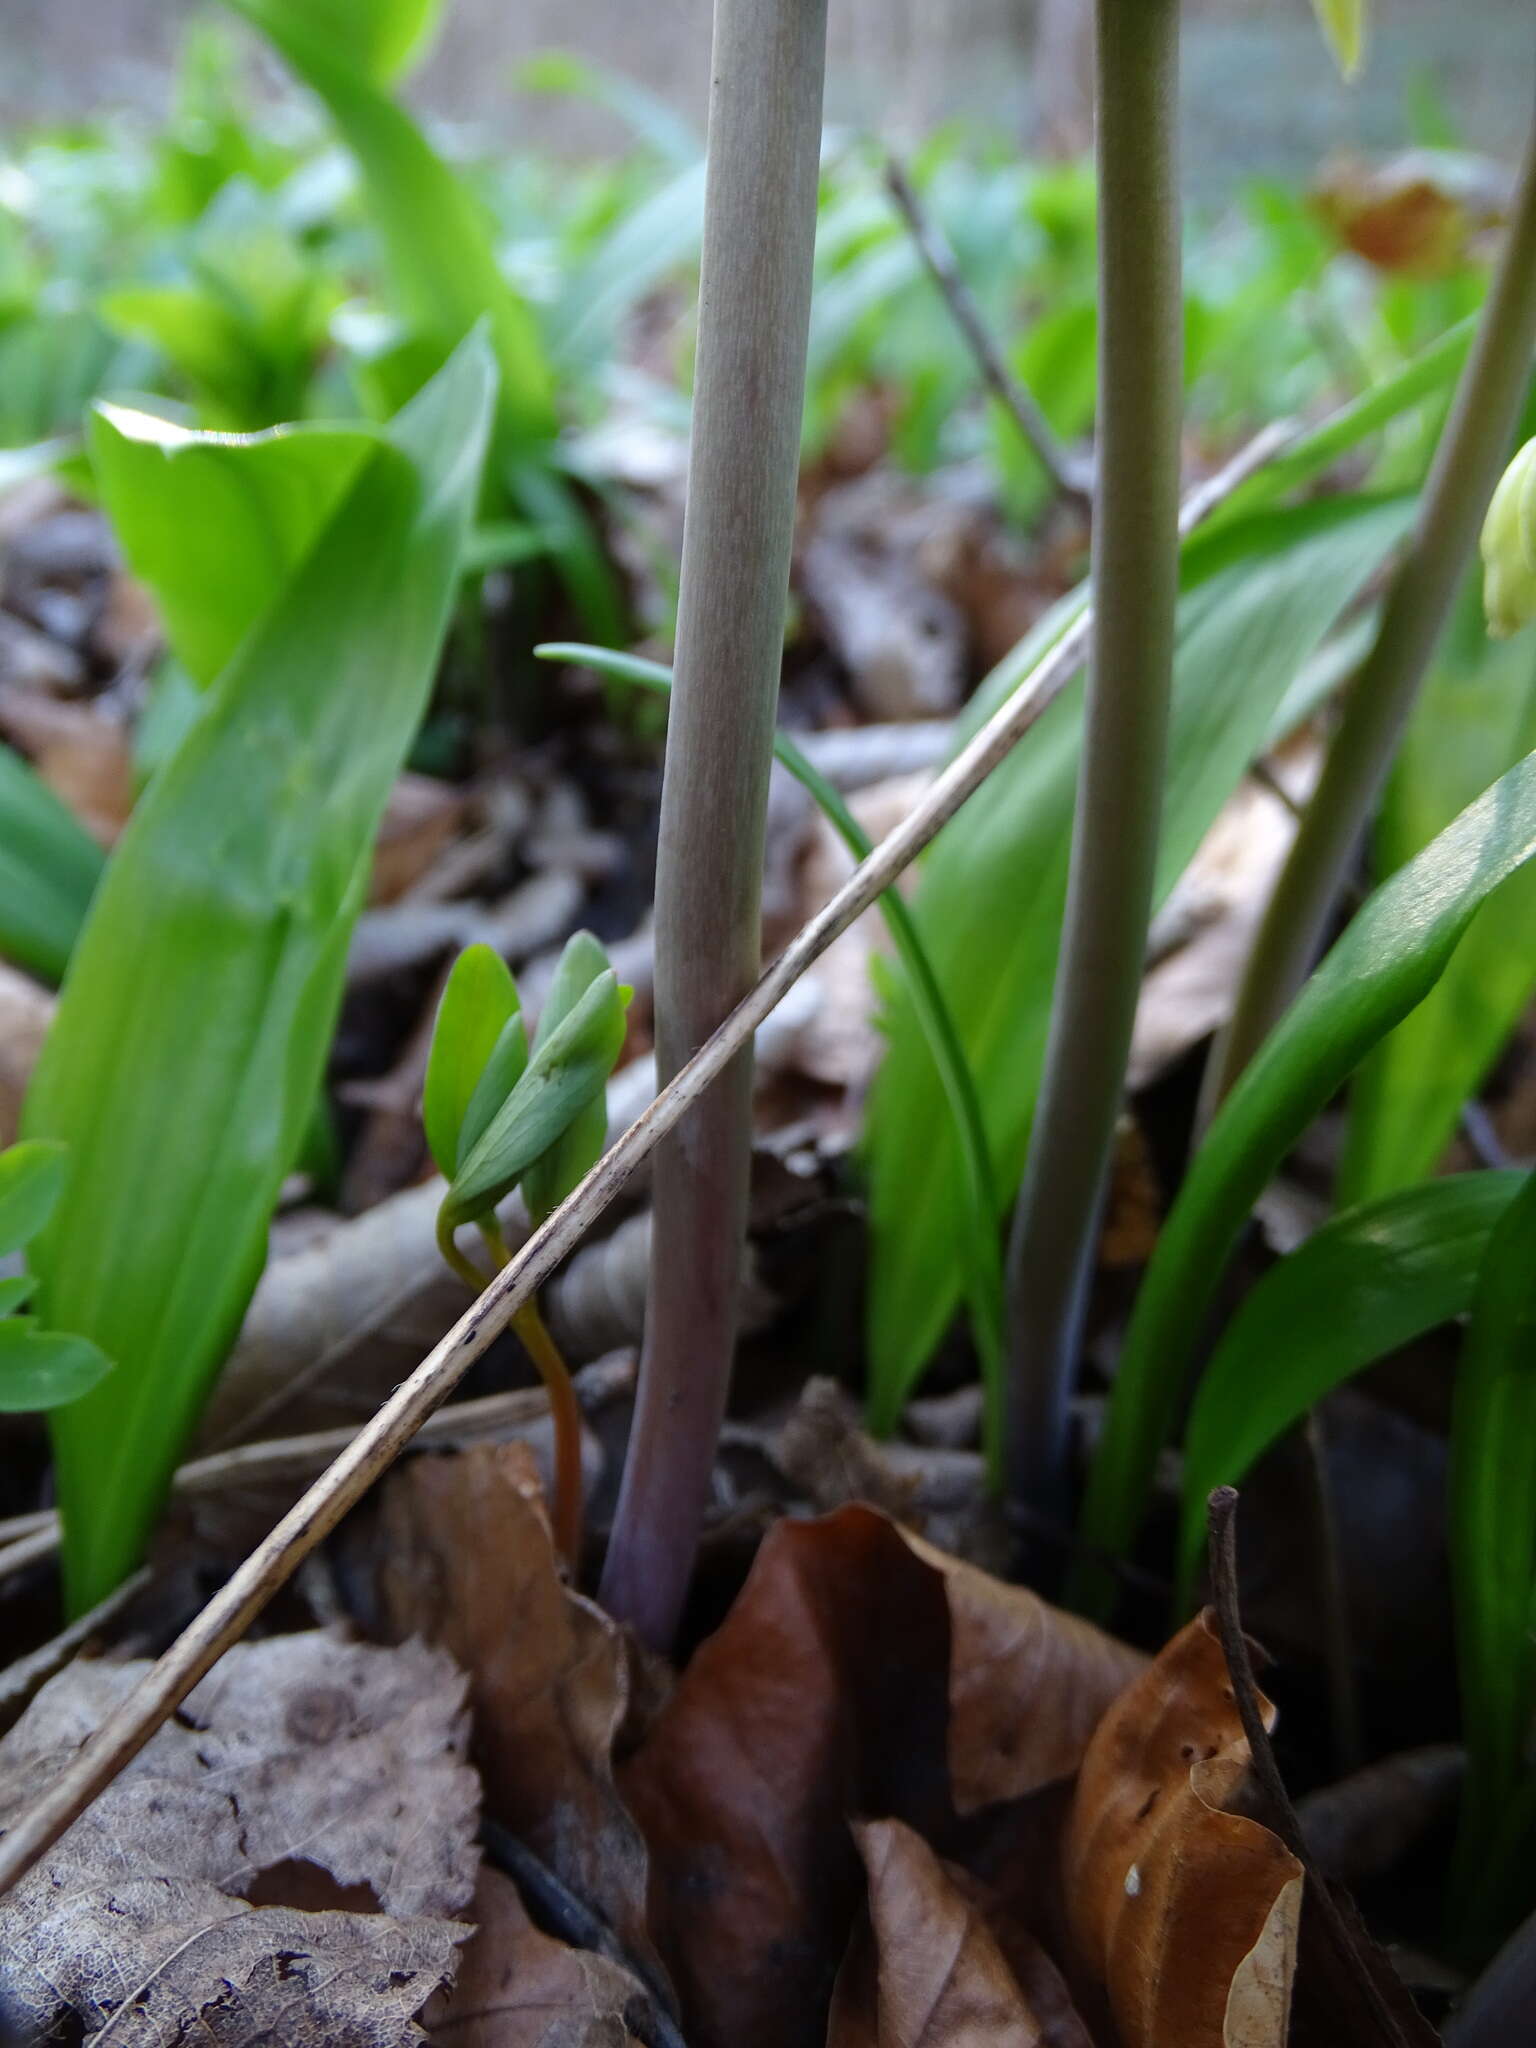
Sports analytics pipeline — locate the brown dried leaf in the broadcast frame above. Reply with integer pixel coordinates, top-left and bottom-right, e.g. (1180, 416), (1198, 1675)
(1062, 1612), (1303, 2048)
(1312, 149), (1510, 276)
(377, 1445), (657, 1977)
(370, 771), (472, 904)
(623, 1505), (1137, 2048)
(425, 1868), (647, 2047)
(904, 1532), (1146, 1816)
(0, 1632), (479, 2044)
(0, 682), (133, 842)
(828, 1817), (1064, 2048)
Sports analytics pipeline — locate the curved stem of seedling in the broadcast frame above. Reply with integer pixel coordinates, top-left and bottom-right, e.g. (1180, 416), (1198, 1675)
(477, 1217), (583, 1568)
(433, 1206), (584, 1566)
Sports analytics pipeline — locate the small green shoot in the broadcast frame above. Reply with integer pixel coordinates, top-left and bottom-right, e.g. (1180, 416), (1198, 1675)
(1481, 436), (1536, 640)
(424, 932), (630, 1564)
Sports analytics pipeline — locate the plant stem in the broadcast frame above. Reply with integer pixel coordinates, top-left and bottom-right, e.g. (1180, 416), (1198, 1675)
(1004, 0), (1183, 1528)
(598, 0), (829, 1650)
(1202, 125), (1536, 1117)
(535, 642), (1008, 1474)
(510, 1299), (584, 1567)
(883, 154), (1093, 503)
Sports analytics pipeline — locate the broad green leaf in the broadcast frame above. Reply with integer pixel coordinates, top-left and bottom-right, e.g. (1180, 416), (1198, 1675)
(422, 943), (521, 1178)
(1178, 1171), (1525, 1599)
(445, 970), (628, 1226)
(28, 335), (496, 1612)
(1310, 0), (1366, 79)
(1341, 610), (1536, 1204)
(864, 494), (1415, 1424)
(520, 932), (616, 1228)
(1450, 1169), (1536, 1914)
(0, 744), (104, 983)
(0, 1321), (113, 1413)
(1078, 748), (1536, 1608)
(90, 407), (372, 687)
(0, 1276), (37, 1316)
(228, 0), (554, 448)
(0, 1140), (68, 1257)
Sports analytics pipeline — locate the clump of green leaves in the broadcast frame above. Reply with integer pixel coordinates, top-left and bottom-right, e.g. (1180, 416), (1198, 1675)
(0, 1142), (111, 1412)
(424, 933), (629, 1563)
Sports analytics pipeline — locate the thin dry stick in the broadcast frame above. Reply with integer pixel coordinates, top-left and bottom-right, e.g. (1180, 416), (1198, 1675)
(883, 154), (1094, 503)
(1206, 1486), (1416, 2048)
(0, 422), (1287, 1902)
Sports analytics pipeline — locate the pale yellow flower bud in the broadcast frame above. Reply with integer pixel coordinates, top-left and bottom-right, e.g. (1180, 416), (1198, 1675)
(1481, 437), (1536, 639)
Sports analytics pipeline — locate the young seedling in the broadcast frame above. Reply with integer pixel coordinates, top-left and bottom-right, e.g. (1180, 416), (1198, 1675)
(0, 1141), (111, 1412)
(424, 936), (629, 1564)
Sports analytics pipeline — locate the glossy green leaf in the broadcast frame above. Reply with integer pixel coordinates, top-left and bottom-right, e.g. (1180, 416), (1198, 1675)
(1341, 608), (1536, 1205)
(1450, 1169), (1536, 1912)
(228, 0), (554, 447)
(0, 1321), (113, 1414)
(459, 1014), (531, 1167)
(520, 932), (616, 1228)
(422, 943), (521, 1178)
(27, 335), (496, 1612)
(444, 969), (628, 1227)
(0, 1140), (68, 1257)
(1078, 747), (1536, 1608)
(1178, 1170), (1525, 1600)
(864, 493), (1415, 1421)
(287, 0), (445, 84)
(90, 407), (371, 687)
(1310, 0), (1367, 79)
(0, 744), (104, 983)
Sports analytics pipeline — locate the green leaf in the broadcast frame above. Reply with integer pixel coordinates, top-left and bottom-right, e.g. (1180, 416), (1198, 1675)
(1078, 747), (1536, 1608)
(90, 406), (372, 688)
(1341, 614), (1536, 1204)
(28, 336), (496, 1613)
(444, 969), (628, 1227)
(0, 1140), (68, 1257)
(0, 744), (104, 983)
(1310, 0), (1366, 79)
(422, 943), (521, 1179)
(284, 0), (445, 84)
(1178, 1171), (1525, 1600)
(519, 931), (616, 1228)
(228, 0), (554, 448)
(0, 1276), (38, 1316)
(1450, 1168), (1536, 1914)
(863, 493), (1415, 1423)
(459, 1014), (531, 1166)
(0, 1321), (113, 1414)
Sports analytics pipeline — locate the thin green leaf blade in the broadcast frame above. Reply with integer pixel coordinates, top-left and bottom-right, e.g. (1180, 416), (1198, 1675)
(0, 745), (104, 983)
(1342, 619), (1536, 1204)
(1310, 0), (1367, 79)
(29, 336), (496, 1611)
(1451, 1168), (1536, 1896)
(0, 1140), (68, 1257)
(0, 1321), (113, 1414)
(422, 943), (521, 1178)
(1178, 1170), (1525, 1598)
(864, 494), (1415, 1420)
(1080, 747), (1536, 1604)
